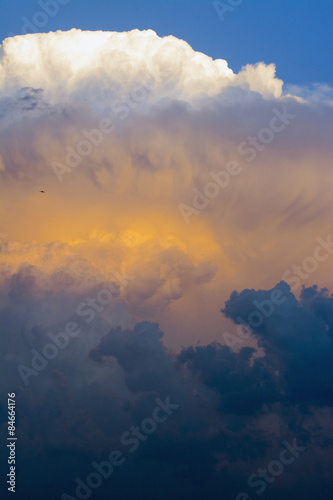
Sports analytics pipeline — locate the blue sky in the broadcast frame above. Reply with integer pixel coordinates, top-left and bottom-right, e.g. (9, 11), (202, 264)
(1, 0), (332, 87)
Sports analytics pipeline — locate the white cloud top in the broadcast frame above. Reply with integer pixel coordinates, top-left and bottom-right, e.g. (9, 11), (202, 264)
(0, 28), (283, 103)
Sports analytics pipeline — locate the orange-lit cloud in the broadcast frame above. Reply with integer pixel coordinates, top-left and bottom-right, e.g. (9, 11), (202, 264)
(1, 29), (333, 347)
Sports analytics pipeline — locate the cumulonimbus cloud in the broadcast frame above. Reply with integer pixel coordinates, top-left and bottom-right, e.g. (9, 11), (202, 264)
(1, 29), (333, 347)
(1, 29), (333, 499)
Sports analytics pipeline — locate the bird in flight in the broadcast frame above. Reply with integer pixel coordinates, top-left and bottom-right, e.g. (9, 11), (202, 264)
(39, 190), (45, 193)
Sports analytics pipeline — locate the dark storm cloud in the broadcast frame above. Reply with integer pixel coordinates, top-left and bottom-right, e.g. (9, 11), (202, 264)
(89, 322), (179, 394)
(223, 282), (333, 407)
(1, 282), (333, 499)
(178, 343), (281, 415)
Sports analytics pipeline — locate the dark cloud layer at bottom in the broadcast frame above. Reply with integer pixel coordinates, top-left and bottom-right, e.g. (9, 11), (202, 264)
(1, 283), (333, 499)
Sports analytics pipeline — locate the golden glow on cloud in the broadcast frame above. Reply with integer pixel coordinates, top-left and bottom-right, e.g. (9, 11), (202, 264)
(1, 29), (333, 346)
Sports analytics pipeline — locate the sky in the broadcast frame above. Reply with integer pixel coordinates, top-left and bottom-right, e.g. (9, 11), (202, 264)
(0, 1), (333, 500)
(1, 0), (333, 86)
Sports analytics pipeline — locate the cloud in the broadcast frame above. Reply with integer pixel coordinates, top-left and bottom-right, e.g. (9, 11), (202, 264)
(0, 29), (284, 105)
(1, 29), (333, 498)
(222, 282), (333, 407)
(1, 284), (333, 499)
(0, 28), (332, 347)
